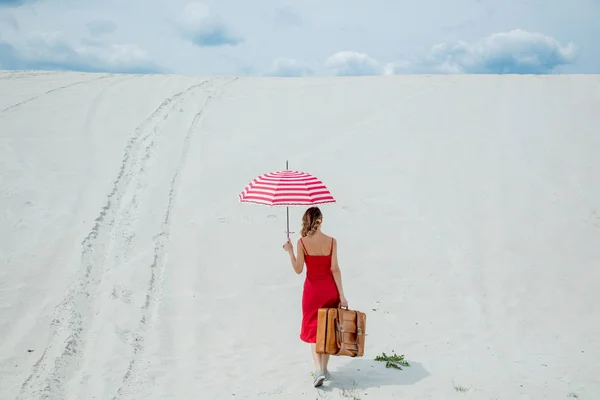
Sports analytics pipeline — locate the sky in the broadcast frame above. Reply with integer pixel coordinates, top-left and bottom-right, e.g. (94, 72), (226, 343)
(0, 0), (598, 76)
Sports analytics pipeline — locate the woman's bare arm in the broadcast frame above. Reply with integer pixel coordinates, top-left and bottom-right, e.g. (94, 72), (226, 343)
(286, 239), (305, 274)
(330, 238), (346, 299)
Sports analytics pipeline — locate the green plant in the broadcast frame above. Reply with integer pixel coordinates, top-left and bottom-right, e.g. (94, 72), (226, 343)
(452, 380), (471, 393)
(454, 384), (470, 393)
(374, 352), (411, 370)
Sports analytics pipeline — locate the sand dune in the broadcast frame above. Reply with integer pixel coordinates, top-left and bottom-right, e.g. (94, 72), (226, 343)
(1, 70), (599, 399)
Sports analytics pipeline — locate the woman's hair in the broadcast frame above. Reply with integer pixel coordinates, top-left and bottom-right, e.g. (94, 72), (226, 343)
(301, 206), (323, 237)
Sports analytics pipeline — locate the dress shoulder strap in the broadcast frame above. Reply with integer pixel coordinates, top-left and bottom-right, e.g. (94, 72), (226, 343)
(300, 238), (308, 255)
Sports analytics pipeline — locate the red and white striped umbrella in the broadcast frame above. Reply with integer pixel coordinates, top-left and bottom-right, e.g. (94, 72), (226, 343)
(239, 165), (336, 238)
(239, 169), (336, 206)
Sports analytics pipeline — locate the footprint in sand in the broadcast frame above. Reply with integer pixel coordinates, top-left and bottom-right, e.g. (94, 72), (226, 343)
(592, 210), (600, 226)
(218, 217), (228, 224)
(112, 286), (132, 304)
(115, 327), (136, 346)
(267, 214), (277, 220)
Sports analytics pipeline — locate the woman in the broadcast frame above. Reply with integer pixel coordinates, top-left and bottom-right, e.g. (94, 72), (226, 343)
(283, 206), (348, 387)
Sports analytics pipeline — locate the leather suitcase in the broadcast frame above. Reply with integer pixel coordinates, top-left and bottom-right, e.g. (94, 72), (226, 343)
(316, 305), (366, 357)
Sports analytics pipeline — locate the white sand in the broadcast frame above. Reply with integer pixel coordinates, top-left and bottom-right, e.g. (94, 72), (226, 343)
(1, 70), (599, 399)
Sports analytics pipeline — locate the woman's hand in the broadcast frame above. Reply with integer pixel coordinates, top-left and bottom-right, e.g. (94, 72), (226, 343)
(283, 239), (293, 253)
(340, 295), (348, 308)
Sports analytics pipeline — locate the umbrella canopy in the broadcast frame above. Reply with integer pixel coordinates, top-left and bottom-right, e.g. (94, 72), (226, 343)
(239, 169), (336, 206)
(239, 166), (336, 239)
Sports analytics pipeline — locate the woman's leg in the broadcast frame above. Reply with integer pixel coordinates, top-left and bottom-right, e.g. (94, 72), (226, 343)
(310, 344), (322, 371)
(310, 344), (326, 387)
(320, 354), (330, 373)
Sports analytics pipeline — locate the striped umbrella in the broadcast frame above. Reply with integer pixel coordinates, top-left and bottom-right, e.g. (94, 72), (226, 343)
(239, 161), (336, 238)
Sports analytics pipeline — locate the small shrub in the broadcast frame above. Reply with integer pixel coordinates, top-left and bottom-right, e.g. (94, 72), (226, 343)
(374, 352), (411, 370)
(452, 380), (471, 393)
(454, 384), (470, 393)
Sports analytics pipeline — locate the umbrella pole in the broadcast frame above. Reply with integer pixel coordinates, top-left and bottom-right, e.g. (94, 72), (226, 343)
(286, 160), (289, 240)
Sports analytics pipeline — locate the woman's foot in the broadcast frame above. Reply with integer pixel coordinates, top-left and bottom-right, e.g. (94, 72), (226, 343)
(323, 371), (331, 380)
(313, 370), (326, 387)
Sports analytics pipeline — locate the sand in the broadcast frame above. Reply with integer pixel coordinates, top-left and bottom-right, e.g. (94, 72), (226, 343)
(1, 70), (599, 399)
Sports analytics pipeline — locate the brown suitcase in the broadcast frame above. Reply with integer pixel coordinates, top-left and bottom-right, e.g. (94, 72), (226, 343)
(315, 305), (366, 357)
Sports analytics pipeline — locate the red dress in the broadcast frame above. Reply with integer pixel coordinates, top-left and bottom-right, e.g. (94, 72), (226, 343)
(299, 238), (340, 343)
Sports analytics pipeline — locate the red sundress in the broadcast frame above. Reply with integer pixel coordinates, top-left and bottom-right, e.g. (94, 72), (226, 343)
(299, 237), (340, 343)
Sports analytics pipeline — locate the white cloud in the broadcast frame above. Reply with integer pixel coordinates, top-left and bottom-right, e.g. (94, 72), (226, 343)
(81, 43), (154, 71)
(267, 57), (313, 77)
(320, 29), (577, 76)
(417, 29), (577, 74)
(1, 31), (160, 73)
(382, 61), (411, 75)
(180, 1), (242, 47)
(325, 51), (382, 76)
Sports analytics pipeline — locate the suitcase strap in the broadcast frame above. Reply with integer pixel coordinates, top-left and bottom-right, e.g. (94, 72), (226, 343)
(336, 310), (363, 350)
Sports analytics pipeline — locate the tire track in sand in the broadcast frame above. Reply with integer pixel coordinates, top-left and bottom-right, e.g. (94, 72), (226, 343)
(17, 79), (211, 400)
(0, 71), (58, 80)
(112, 77), (239, 400)
(0, 74), (113, 113)
(0, 72), (142, 368)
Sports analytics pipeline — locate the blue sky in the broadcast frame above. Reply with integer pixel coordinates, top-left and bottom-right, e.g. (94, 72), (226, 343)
(0, 0), (598, 76)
